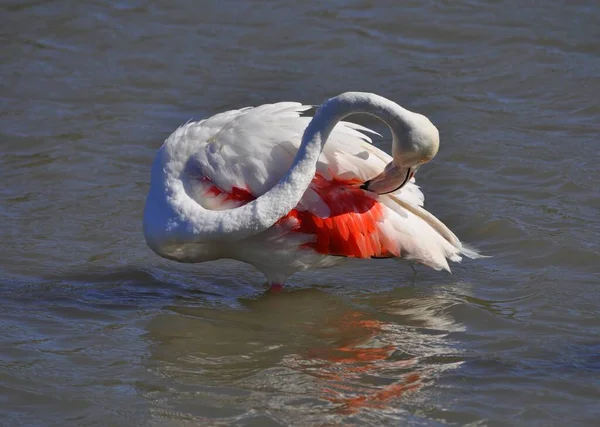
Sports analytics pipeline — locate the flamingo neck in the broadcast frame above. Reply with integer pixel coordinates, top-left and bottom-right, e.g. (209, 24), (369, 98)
(296, 92), (417, 172)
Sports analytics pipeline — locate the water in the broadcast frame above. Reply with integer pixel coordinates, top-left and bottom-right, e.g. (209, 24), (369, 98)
(1, 0), (599, 425)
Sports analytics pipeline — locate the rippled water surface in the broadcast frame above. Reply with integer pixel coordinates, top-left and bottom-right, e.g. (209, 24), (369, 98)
(2, 0), (600, 425)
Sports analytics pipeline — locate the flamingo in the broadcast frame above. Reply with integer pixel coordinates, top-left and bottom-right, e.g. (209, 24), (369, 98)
(143, 92), (480, 290)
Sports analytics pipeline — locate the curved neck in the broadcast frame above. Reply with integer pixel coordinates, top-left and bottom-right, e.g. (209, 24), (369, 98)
(300, 92), (415, 161)
(145, 92), (419, 248)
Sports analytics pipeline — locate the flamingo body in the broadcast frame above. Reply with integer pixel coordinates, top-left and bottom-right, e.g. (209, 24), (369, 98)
(144, 94), (479, 285)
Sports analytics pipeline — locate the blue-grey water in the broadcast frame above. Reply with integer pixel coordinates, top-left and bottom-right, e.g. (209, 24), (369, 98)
(1, 0), (599, 425)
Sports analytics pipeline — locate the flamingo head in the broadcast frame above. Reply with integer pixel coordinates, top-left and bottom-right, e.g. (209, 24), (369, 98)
(361, 112), (439, 195)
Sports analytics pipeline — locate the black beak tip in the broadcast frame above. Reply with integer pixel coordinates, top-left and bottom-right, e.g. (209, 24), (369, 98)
(360, 180), (370, 191)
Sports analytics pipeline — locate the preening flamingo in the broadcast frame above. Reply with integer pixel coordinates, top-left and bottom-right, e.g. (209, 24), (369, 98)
(143, 92), (480, 289)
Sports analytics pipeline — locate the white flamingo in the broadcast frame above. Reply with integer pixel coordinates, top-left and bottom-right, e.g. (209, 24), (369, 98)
(143, 92), (480, 290)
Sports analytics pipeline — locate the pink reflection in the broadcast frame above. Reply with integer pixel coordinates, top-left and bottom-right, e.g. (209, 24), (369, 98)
(285, 311), (423, 414)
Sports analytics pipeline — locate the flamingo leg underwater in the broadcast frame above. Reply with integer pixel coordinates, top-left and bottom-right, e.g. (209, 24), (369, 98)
(267, 283), (284, 293)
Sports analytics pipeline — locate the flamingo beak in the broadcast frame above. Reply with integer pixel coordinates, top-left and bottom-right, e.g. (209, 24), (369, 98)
(360, 164), (414, 195)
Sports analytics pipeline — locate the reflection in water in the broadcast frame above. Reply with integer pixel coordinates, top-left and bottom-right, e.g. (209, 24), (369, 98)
(283, 311), (422, 415)
(143, 287), (466, 424)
